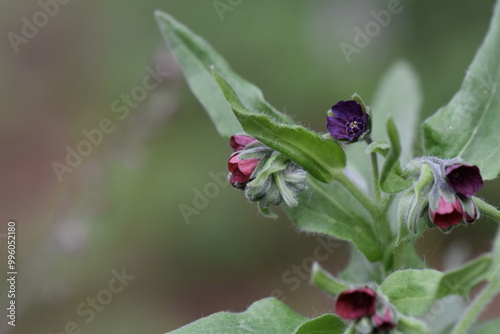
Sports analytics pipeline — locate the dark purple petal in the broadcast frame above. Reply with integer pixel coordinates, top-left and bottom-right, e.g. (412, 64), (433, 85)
(327, 100), (370, 142)
(332, 100), (364, 120)
(430, 197), (464, 229)
(336, 288), (376, 320)
(445, 164), (483, 198)
(327, 116), (354, 140)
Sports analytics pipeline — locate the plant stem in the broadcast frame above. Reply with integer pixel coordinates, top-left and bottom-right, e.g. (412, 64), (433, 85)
(451, 278), (500, 334)
(332, 170), (392, 244)
(365, 137), (381, 203)
(332, 170), (379, 219)
(474, 197), (500, 223)
(451, 202), (500, 334)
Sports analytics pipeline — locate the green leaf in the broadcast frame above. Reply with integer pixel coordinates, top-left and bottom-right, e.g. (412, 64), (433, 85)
(422, 1), (500, 180)
(381, 256), (492, 319)
(311, 262), (349, 296)
(212, 68), (346, 183)
(437, 255), (493, 299)
(380, 269), (443, 317)
(346, 61), (421, 185)
(397, 316), (431, 334)
(294, 314), (346, 334)
(379, 118), (413, 193)
(393, 242), (427, 270)
(155, 11), (290, 138)
(340, 246), (384, 284)
(286, 178), (383, 262)
(164, 298), (305, 334)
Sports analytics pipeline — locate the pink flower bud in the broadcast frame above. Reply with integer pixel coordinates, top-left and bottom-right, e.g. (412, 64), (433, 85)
(372, 307), (397, 330)
(229, 135), (258, 152)
(228, 152), (259, 189)
(429, 197), (464, 229)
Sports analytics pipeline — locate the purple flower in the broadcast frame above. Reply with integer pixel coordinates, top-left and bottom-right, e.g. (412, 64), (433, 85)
(335, 288), (376, 320)
(228, 152), (259, 189)
(327, 100), (370, 142)
(230, 134), (258, 152)
(430, 197), (464, 230)
(445, 164), (483, 198)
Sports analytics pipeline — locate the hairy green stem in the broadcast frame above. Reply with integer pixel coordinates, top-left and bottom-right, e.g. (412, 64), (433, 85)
(451, 198), (500, 334)
(332, 170), (392, 244)
(332, 170), (379, 219)
(451, 278), (500, 334)
(474, 197), (500, 223)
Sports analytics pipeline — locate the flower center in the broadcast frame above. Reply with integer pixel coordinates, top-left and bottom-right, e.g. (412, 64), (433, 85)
(346, 117), (364, 135)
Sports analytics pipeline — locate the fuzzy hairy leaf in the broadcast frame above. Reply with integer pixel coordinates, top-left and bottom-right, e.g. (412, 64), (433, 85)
(380, 269), (443, 317)
(286, 178), (383, 262)
(423, 2), (500, 180)
(294, 314), (346, 334)
(156, 11), (291, 138)
(164, 298), (305, 334)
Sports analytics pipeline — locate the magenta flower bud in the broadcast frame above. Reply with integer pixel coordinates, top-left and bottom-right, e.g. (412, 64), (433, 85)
(429, 197), (464, 230)
(372, 307), (397, 330)
(327, 100), (370, 142)
(228, 152), (259, 189)
(445, 164), (483, 198)
(230, 134), (258, 152)
(335, 288), (376, 320)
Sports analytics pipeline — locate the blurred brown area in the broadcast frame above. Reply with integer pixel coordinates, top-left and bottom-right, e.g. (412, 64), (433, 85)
(0, 0), (499, 333)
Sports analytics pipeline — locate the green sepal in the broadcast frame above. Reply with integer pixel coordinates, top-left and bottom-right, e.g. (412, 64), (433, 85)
(397, 164), (434, 244)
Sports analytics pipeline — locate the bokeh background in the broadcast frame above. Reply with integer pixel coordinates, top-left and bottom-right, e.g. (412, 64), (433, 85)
(1, 0), (500, 333)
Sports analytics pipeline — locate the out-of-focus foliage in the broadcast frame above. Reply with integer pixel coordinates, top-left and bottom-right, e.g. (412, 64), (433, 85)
(0, 1), (499, 334)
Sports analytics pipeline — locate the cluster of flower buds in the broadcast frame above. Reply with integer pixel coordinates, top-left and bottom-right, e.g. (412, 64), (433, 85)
(227, 134), (307, 208)
(327, 99), (371, 142)
(401, 157), (483, 234)
(335, 287), (397, 333)
(428, 162), (482, 229)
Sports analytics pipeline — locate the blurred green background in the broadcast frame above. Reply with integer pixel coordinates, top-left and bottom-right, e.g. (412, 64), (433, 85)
(1, 0), (500, 333)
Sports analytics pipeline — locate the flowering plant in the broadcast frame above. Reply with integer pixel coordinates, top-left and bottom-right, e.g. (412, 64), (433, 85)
(156, 1), (500, 333)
